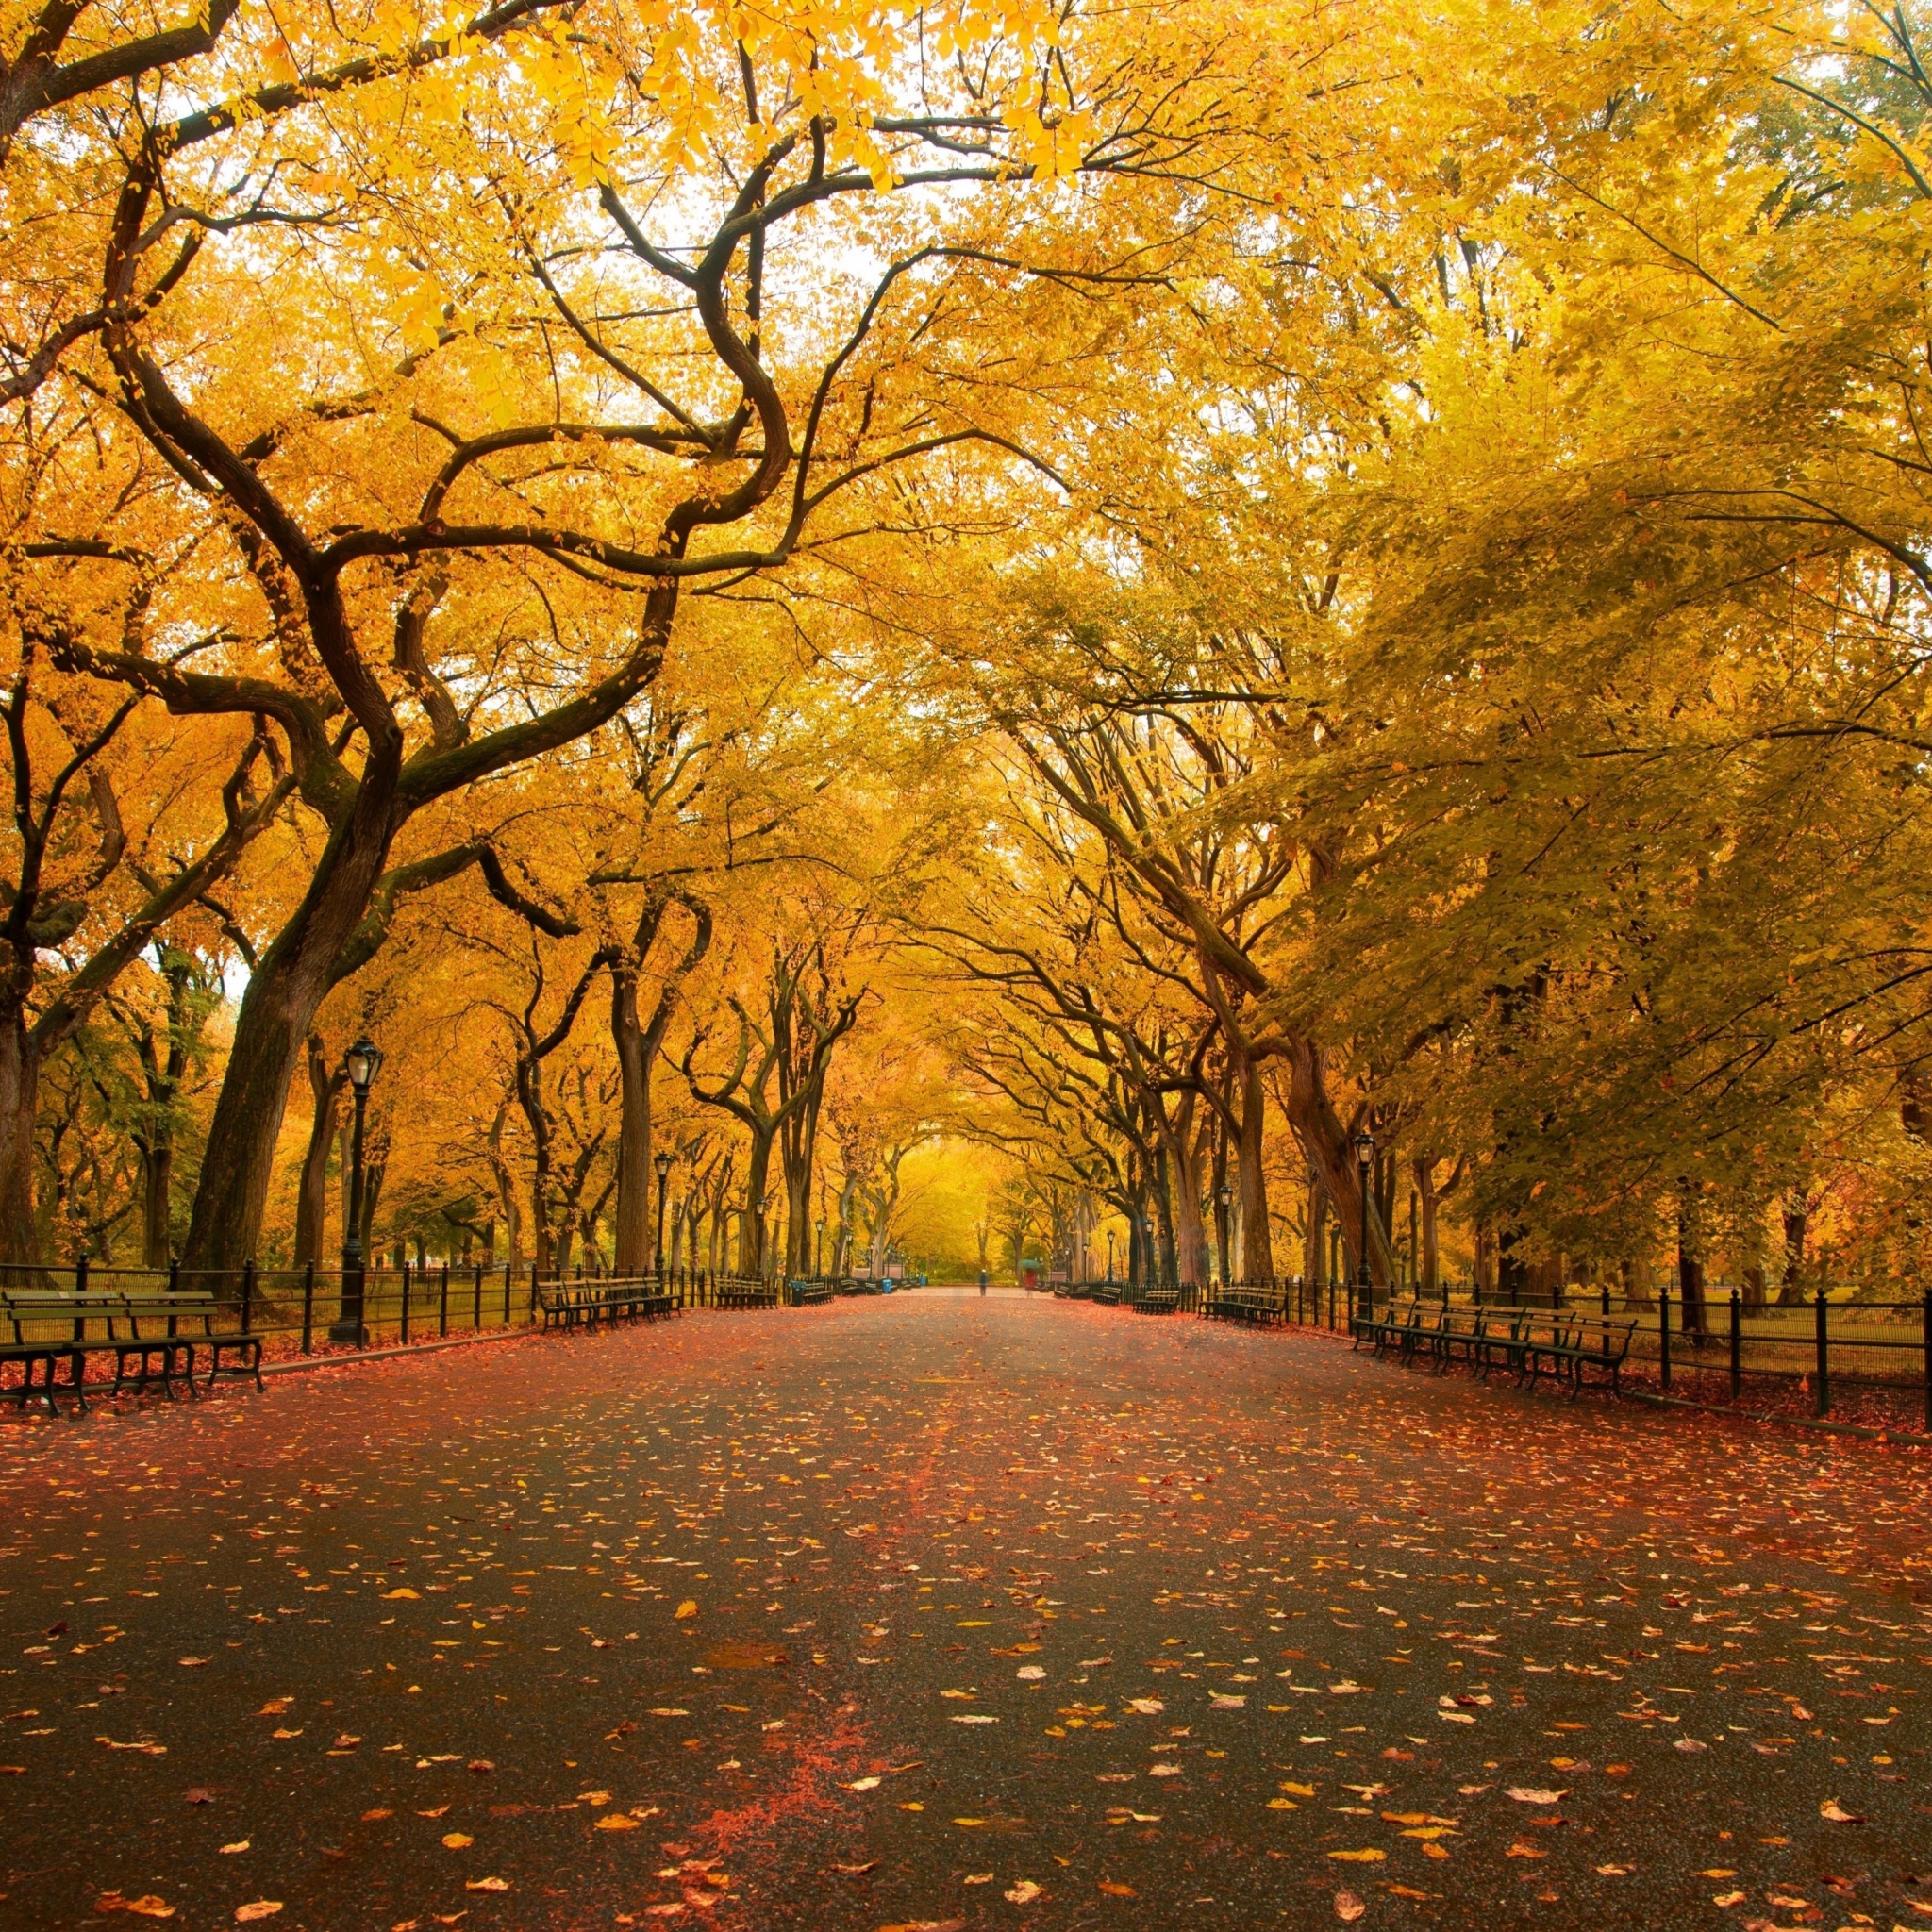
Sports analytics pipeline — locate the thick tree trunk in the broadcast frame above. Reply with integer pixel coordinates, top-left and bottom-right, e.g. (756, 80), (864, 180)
(182, 757), (403, 1269)
(1234, 1049), (1274, 1279)
(609, 959), (652, 1274)
(1677, 1206), (1708, 1336)
(741, 1130), (774, 1275)
(1413, 1159), (1440, 1295)
(1280, 1038), (1393, 1288)
(0, 1012), (42, 1271)
(141, 1141), (174, 1269)
(294, 1035), (341, 1267)
(1779, 1199), (1808, 1305)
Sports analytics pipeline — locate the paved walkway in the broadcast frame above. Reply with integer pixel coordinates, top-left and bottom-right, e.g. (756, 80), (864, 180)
(3, 1291), (1928, 1930)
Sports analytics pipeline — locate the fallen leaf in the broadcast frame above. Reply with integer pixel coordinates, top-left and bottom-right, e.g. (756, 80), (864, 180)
(1712, 1892), (1746, 1907)
(1675, 1738), (1707, 1754)
(1098, 1880), (1135, 1897)
(1017, 1667), (1046, 1681)
(258, 1700), (292, 1717)
(1820, 1800), (1864, 1824)
(1126, 1699), (1163, 1715)
(950, 1714), (998, 1724)
(962, 1874), (994, 1885)
(1505, 1843), (1547, 1860)
(1388, 1886), (1430, 1902)
(1595, 1865), (1632, 1877)
(1280, 1782), (1317, 1797)
(1004, 1881), (1041, 1905)
(1507, 1788), (1568, 1805)
(234, 1907), (283, 1924)
(95, 1899), (175, 1920)
(463, 1877), (510, 1892)
(221, 1841), (250, 1855)
(1422, 1843), (1451, 1861)
(177, 1658), (210, 1669)
(332, 1735), (361, 1751)
(1334, 1891), (1366, 1924)
(441, 1833), (473, 1850)
(844, 1776), (882, 1791)
(833, 1861), (878, 1875)
(1147, 1763), (1181, 1777)
(382, 1589), (420, 1601)
(675, 1602), (698, 1620)
(184, 1788), (216, 1807)
(1327, 1850), (1386, 1863)
(1699, 1871), (1739, 1879)
(362, 1808), (393, 1822)
(595, 1814), (642, 1832)
(466, 1760), (493, 1774)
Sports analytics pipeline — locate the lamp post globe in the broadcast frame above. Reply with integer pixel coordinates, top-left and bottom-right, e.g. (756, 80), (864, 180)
(330, 1035), (384, 1344)
(1215, 1183), (1234, 1289)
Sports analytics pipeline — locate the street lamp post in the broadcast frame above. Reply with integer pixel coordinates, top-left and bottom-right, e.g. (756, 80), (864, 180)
(1215, 1183), (1234, 1289)
(330, 1036), (383, 1343)
(1107, 1227), (1116, 1285)
(1352, 1127), (1375, 1313)
(653, 1149), (673, 1278)
(814, 1217), (824, 1278)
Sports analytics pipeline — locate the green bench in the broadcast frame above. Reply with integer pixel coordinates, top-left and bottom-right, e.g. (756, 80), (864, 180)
(1205, 1286), (1283, 1324)
(1517, 1311), (1637, 1396)
(1, 1290), (262, 1413)
(535, 1279), (679, 1331)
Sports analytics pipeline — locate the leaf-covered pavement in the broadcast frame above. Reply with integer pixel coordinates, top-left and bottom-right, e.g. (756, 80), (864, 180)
(3, 1291), (1928, 1931)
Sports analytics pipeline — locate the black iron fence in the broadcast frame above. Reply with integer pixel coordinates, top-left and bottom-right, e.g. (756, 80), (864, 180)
(0, 1257), (804, 1359)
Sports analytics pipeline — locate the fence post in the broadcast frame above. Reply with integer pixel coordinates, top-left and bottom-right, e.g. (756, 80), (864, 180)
(1327, 1279), (1335, 1330)
(473, 1262), (483, 1332)
(1814, 1289), (1830, 1416)
(1728, 1288), (1741, 1403)
(1923, 1289), (1931, 1436)
(168, 1257), (180, 1296)
(1659, 1287), (1672, 1391)
(502, 1262), (511, 1325)
(1601, 1276), (1610, 1318)
(528, 1262), (539, 1325)
(301, 1260), (316, 1356)
(400, 1261), (411, 1346)
(241, 1257), (256, 1336)
(439, 1262), (449, 1339)
(75, 1250), (89, 1294)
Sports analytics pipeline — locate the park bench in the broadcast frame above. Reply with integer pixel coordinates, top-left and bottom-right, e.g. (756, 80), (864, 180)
(1204, 1285), (1284, 1324)
(1090, 1283), (1121, 1307)
(1, 1290), (261, 1413)
(1517, 1311), (1637, 1396)
(1134, 1288), (1181, 1315)
(716, 1282), (781, 1309)
(536, 1279), (679, 1331)
(1351, 1297), (1430, 1358)
(788, 1278), (835, 1307)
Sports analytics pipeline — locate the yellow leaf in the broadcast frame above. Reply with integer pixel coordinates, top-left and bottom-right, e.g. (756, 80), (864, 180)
(594, 1814), (641, 1831)
(383, 1589), (420, 1600)
(441, 1833), (473, 1849)
(234, 1908), (283, 1924)
(1326, 1850), (1386, 1863)
(675, 1600), (698, 1619)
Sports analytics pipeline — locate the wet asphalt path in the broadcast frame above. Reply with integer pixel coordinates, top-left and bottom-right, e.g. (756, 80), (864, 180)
(2, 1290), (1928, 1932)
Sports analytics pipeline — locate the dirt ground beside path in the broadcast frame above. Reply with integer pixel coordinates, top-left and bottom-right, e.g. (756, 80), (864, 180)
(2, 1290), (1928, 1932)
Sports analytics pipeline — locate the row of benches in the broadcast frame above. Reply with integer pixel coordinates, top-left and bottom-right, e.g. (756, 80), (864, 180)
(1351, 1299), (1637, 1395)
(533, 1280), (682, 1330)
(1, 1291), (263, 1414)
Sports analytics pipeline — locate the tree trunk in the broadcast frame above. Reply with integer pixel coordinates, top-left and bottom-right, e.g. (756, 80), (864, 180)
(608, 957), (652, 1274)
(741, 1130), (774, 1275)
(1303, 1168), (1328, 1283)
(294, 1035), (341, 1267)
(1234, 1048), (1274, 1279)
(181, 756), (404, 1269)
(1779, 1198), (1808, 1305)
(0, 1012), (41, 1271)
(1677, 1205), (1708, 1337)
(1280, 1038), (1393, 1287)
(1413, 1158), (1440, 1296)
